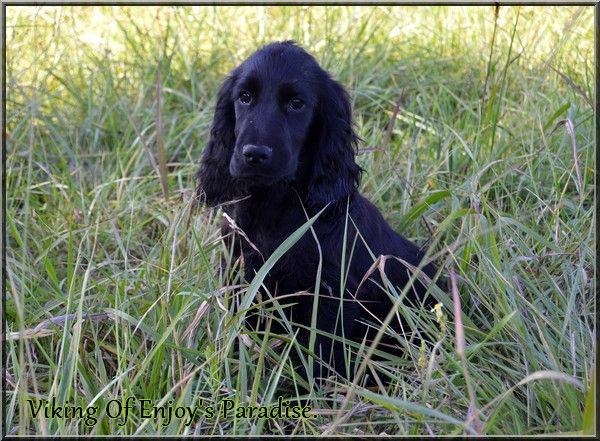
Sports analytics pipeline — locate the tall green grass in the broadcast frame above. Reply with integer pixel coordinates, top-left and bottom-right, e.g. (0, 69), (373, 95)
(5, 5), (595, 436)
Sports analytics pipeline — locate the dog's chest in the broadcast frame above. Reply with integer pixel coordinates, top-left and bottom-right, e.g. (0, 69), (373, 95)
(236, 217), (325, 286)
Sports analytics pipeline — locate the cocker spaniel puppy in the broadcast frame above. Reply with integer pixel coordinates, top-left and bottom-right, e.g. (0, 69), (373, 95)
(197, 41), (437, 382)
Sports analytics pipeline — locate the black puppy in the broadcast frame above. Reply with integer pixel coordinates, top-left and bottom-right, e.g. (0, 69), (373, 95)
(197, 41), (436, 382)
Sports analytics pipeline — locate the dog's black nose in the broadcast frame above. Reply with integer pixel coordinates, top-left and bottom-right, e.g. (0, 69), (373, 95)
(242, 144), (272, 165)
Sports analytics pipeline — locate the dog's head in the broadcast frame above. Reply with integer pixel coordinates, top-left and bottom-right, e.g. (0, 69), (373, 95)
(197, 41), (361, 210)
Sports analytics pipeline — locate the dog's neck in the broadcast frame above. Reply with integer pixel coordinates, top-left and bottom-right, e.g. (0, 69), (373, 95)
(232, 182), (298, 221)
(228, 181), (355, 238)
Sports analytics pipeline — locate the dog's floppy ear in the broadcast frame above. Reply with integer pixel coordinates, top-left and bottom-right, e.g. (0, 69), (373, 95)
(306, 75), (361, 210)
(196, 71), (239, 207)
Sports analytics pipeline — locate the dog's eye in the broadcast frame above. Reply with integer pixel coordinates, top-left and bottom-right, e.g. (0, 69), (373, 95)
(288, 98), (305, 112)
(239, 91), (252, 105)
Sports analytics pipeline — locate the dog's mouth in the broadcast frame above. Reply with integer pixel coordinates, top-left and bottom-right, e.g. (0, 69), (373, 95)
(229, 155), (296, 186)
(236, 173), (282, 187)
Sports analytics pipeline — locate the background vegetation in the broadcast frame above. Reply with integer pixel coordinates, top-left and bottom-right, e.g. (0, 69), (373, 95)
(5, 5), (595, 436)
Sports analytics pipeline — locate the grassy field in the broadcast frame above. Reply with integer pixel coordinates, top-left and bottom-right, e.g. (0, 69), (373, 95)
(5, 5), (595, 436)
